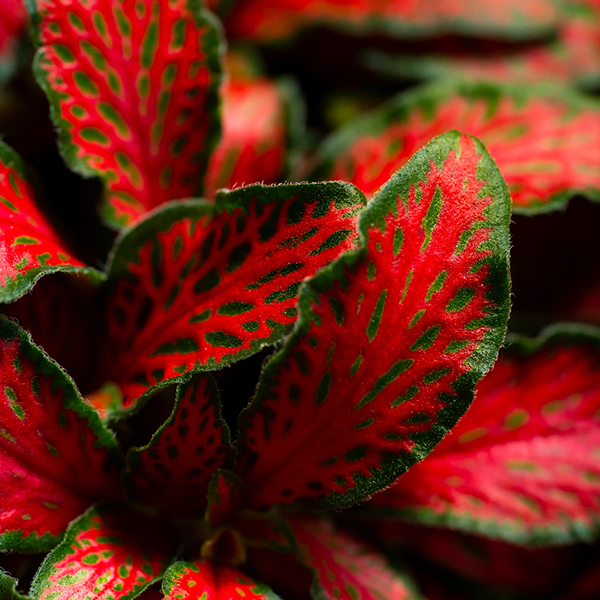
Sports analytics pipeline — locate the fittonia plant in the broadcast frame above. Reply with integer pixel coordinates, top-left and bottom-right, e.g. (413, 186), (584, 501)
(1, 1), (600, 599)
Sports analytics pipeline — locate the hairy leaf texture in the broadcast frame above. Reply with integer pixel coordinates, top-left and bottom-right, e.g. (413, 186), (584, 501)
(225, 0), (559, 42)
(162, 560), (282, 600)
(370, 326), (600, 544)
(288, 517), (422, 600)
(0, 317), (120, 553)
(315, 82), (600, 214)
(0, 142), (91, 302)
(30, 505), (173, 600)
(125, 374), (232, 517)
(27, 0), (223, 228)
(236, 132), (511, 510)
(101, 182), (363, 410)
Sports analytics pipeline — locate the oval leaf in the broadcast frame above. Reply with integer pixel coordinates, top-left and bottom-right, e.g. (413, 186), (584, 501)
(370, 326), (600, 545)
(101, 182), (364, 410)
(125, 374), (232, 517)
(0, 141), (91, 302)
(315, 82), (600, 214)
(30, 504), (173, 600)
(236, 132), (511, 510)
(162, 559), (282, 600)
(0, 317), (120, 553)
(28, 0), (223, 228)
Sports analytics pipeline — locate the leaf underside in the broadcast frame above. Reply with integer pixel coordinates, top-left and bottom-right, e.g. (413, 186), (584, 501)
(236, 132), (511, 510)
(225, 0), (558, 41)
(205, 76), (288, 197)
(289, 517), (420, 600)
(30, 504), (172, 600)
(162, 559), (281, 600)
(315, 82), (600, 213)
(0, 317), (120, 553)
(125, 374), (232, 517)
(101, 182), (363, 410)
(29, 0), (223, 228)
(370, 327), (600, 544)
(0, 141), (87, 302)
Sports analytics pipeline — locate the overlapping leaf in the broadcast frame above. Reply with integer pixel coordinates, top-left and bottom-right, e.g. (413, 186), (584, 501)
(125, 374), (232, 517)
(225, 0), (559, 42)
(27, 0), (223, 227)
(0, 317), (120, 553)
(314, 82), (600, 213)
(369, 326), (600, 544)
(101, 182), (364, 409)
(0, 142), (90, 302)
(30, 505), (172, 600)
(204, 73), (295, 197)
(162, 559), (281, 600)
(288, 517), (421, 600)
(236, 132), (511, 510)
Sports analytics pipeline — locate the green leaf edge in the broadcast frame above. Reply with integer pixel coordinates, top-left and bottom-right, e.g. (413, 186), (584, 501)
(0, 141), (103, 303)
(0, 570), (30, 600)
(238, 130), (511, 511)
(0, 316), (121, 553)
(24, 0), (225, 230)
(123, 373), (234, 510)
(312, 79), (600, 215)
(29, 504), (164, 600)
(161, 560), (283, 600)
(204, 468), (245, 526)
(364, 321), (600, 547)
(104, 180), (364, 420)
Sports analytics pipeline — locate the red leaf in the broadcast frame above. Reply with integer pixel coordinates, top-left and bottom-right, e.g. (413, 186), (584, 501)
(162, 559), (281, 600)
(30, 505), (173, 600)
(288, 517), (421, 600)
(370, 327), (600, 543)
(28, 0), (223, 228)
(0, 142), (88, 302)
(0, 318), (120, 553)
(0, 0), (27, 79)
(205, 469), (245, 527)
(316, 82), (600, 213)
(125, 374), (232, 517)
(204, 73), (291, 197)
(225, 0), (559, 42)
(236, 132), (510, 510)
(101, 182), (363, 410)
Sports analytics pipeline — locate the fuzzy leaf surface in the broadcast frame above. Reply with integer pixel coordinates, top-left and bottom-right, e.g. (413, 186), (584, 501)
(316, 83), (600, 214)
(0, 318), (120, 553)
(102, 182), (363, 409)
(204, 76), (290, 197)
(0, 142), (88, 302)
(162, 560), (281, 600)
(236, 132), (511, 510)
(225, 0), (558, 42)
(370, 327), (600, 544)
(289, 517), (421, 600)
(125, 374), (232, 517)
(28, 0), (222, 228)
(30, 505), (172, 600)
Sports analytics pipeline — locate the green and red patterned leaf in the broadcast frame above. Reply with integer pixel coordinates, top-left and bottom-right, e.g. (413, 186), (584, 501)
(0, 141), (93, 302)
(204, 73), (296, 197)
(27, 0), (223, 228)
(225, 0), (559, 42)
(0, 317), (121, 553)
(125, 374), (232, 517)
(287, 517), (422, 600)
(205, 469), (245, 527)
(314, 82), (600, 214)
(236, 131), (511, 510)
(30, 504), (173, 600)
(100, 182), (364, 410)
(162, 559), (282, 600)
(369, 326), (600, 544)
